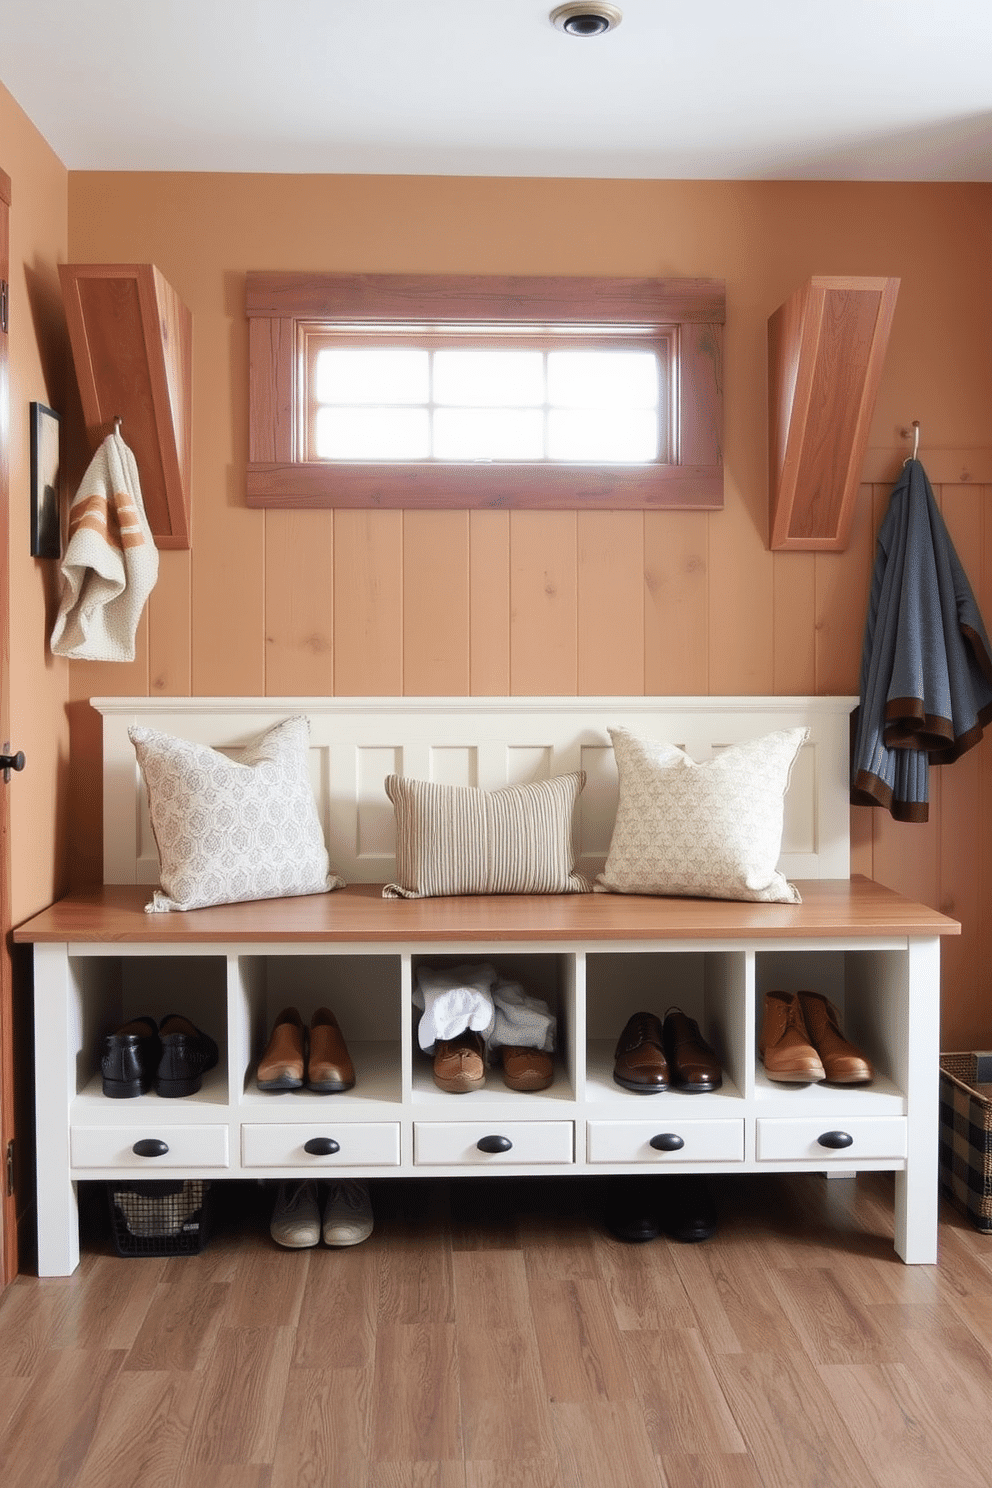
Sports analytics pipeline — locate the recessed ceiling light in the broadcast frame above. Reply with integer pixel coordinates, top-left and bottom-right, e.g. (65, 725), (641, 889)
(550, 4), (623, 38)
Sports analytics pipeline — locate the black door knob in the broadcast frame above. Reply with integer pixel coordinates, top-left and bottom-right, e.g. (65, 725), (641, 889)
(476, 1134), (513, 1154)
(0, 751), (24, 783)
(649, 1132), (685, 1152)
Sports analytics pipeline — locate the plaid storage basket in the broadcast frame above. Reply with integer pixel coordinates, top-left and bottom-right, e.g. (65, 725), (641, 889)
(939, 1053), (992, 1233)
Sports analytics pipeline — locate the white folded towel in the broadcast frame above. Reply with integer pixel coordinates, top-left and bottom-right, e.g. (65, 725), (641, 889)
(50, 430), (158, 661)
(413, 962), (499, 1052)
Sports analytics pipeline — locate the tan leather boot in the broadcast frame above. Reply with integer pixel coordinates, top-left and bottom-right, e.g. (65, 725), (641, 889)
(758, 991), (825, 1083)
(257, 1006), (305, 1090)
(798, 991), (874, 1084)
(308, 1007), (356, 1093)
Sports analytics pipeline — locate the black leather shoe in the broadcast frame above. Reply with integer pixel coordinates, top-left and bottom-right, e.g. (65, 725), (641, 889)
(157, 1014), (219, 1097)
(101, 1016), (162, 1098)
(604, 1178), (661, 1243)
(660, 1173), (717, 1242)
(613, 1011), (669, 1092)
(663, 1008), (723, 1092)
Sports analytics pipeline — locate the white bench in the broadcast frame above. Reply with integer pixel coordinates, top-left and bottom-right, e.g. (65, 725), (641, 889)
(16, 695), (958, 1274)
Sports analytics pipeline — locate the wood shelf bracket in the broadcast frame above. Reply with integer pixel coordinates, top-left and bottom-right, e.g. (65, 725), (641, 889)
(768, 274), (899, 552)
(59, 263), (192, 550)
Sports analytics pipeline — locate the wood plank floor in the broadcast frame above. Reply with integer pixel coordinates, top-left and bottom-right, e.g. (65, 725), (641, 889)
(2, 1172), (992, 1487)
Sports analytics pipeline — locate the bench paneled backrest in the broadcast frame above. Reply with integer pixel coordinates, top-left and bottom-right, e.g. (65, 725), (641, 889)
(92, 695), (858, 887)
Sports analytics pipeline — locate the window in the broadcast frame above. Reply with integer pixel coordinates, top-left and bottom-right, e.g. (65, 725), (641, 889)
(247, 273), (724, 510)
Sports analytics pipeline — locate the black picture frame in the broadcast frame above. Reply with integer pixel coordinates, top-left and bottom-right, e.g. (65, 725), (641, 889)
(30, 401), (61, 559)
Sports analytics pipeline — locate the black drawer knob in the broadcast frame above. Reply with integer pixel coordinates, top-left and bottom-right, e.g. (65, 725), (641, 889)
(476, 1134), (513, 1154)
(303, 1137), (341, 1156)
(132, 1138), (169, 1158)
(650, 1132), (685, 1152)
(817, 1130), (854, 1149)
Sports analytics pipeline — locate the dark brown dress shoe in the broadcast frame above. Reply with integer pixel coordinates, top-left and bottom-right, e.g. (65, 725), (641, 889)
(663, 1007), (723, 1092)
(758, 991), (825, 1083)
(308, 1007), (356, 1093)
(257, 1006), (305, 1091)
(613, 1011), (669, 1092)
(797, 990), (874, 1084)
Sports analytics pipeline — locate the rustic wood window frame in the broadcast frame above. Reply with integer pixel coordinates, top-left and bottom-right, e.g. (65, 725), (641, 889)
(246, 271), (725, 511)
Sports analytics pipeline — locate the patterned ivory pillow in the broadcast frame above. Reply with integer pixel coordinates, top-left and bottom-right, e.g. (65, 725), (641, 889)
(383, 772), (591, 899)
(595, 726), (808, 904)
(129, 716), (345, 912)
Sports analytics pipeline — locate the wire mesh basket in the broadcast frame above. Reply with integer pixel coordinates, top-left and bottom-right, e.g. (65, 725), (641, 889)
(107, 1179), (211, 1256)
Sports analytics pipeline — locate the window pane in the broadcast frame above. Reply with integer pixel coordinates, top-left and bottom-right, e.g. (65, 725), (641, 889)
(548, 408), (658, 462)
(433, 408), (544, 461)
(547, 350), (658, 409)
(315, 406), (430, 460)
(315, 347), (429, 405)
(433, 350), (544, 407)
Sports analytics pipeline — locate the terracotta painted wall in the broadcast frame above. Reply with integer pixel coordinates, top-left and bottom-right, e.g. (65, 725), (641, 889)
(65, 173), (992, 1047)
(0, 84), (71, 923)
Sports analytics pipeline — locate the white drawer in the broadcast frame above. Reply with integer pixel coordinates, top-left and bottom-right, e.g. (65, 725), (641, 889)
(71, 1124), (230, 1170)
(756, 1116), (908, 1162)
(587, 1118), (744, 1164)
(242, 1122), (401, 1168)
(414, 1121), (574, 1166)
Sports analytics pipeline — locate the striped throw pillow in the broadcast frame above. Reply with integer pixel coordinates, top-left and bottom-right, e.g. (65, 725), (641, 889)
(383, 773), (590, 899)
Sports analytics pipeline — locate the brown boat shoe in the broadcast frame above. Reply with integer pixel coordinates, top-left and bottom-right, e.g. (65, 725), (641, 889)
(433, 1029), (486, 1093)
(501, 1045), (554, 1091)
(257, 1006), (306, 1090)
(308, 1007), (356, 1093)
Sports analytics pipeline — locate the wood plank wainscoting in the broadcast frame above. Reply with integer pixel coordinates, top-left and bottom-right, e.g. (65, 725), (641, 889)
(0, 1173), (990, 1486)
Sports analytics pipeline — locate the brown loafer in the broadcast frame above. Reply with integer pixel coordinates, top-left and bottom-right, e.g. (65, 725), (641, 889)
(308, 1007), (356, 1093)
(501, 1045), (554, 1091)
(614, 1011), (669, 1092)
(257, 1006), (305, 1090)
(433, 1029), (486, 1093)
(759, 991), (825, 1083)
(663, 1007), (723, 1092)
(798, 990), (874, 1084)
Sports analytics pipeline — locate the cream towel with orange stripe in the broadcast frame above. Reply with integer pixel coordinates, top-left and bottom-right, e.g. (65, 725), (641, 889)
(50, 431), (158, 661)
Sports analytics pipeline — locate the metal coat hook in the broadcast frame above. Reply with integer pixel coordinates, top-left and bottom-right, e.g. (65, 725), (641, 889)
(112, 415), (123, 435)
(903, 420), (920, 465)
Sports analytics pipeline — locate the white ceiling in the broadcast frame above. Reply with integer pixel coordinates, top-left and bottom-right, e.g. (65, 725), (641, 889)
(4, 0), (992, 180)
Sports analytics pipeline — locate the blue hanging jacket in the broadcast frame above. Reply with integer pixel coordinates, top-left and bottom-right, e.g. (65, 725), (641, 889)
(851, 459), (992, 821)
